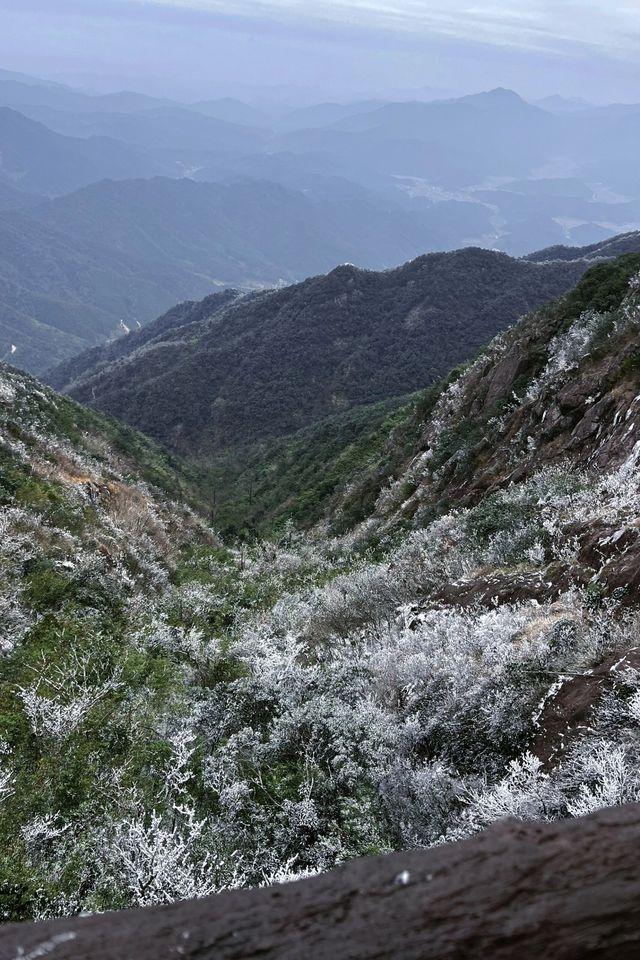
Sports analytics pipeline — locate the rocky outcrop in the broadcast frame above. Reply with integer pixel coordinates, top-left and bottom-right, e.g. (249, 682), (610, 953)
(2, 805), (640, 960)
(430, 562), (581, 608)
(363, 258), (640, 530)
(533, 648), (640, 768)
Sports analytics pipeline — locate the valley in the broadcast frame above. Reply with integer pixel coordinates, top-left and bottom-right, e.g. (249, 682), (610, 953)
(2, 45), (640, 947)
(2, 255), (640, 920)
(3, 69), (640, 375)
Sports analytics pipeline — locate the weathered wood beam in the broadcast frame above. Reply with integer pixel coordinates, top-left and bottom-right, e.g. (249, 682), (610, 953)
(2, 804), (639, 960)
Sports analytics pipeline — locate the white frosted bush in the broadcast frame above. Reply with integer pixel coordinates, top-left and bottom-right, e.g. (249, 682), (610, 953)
(564, 741), (640, 817)
(18, 660), (122, 740)
(462, 753), (557, 831)
(102, 806), (220, 906)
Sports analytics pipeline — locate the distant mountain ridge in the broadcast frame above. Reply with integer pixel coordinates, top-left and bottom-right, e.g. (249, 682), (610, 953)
(0, 175), (496, 373)
(0, 107), (167, 197)
(3, 72), (639, 255)
(524, 232), (640, 263)
(48, 239), (636, 457)
(3, 71), (640, 373)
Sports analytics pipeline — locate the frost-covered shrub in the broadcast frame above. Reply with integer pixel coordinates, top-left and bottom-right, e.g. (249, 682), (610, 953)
(526, 310), (613, 401)
(562, 741), (640, 817)
(462, 753), (558, 831)
(18, 658), (122, 740)
(132, 613), (210, 665)
(0, 765), (13, 804)
(378, 759), (463, 845)
(369, 603), (560, 772)
(21, 813), (70, 863)
(258, 518), (472, 649)
(100, 805), (221, 907)
(0, 583), (32, 654)
(194, 583), (619, 881)
(105, 483), (168, 549)
(0, 376), (17, 405)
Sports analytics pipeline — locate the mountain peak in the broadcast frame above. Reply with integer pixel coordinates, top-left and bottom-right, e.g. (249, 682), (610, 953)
(461, 87), (527, 108)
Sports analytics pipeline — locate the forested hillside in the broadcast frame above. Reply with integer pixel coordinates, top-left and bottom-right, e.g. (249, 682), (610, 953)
(48, 244), (612, 456)
(0, 107), (166, 197)
(34, 176), (456, 287)
(186, 251), (640, 534)
(3, 70), (640, 374)
(0, 176), (496, 373)
(0, 210), (222, 373)
(3, 257), (640, 923)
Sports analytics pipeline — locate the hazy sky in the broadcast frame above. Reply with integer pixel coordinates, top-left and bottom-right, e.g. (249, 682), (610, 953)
(0, 0), (639, 103)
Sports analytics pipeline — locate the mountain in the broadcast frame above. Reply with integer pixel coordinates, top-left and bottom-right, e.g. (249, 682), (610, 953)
(328, 251), (640, 536)
(32, 175), (457, 286)
(196, 247), (640, 536)
(524, 231), (640, 263)
(535, 94), (593, 113)
(0, 179), (40, 211)
(266, 89), (640, 252)
(0, 211), (121, 369)
(276, 100), (387, 131)
(4, 256), (640, 923)
(0, 107), (166, 197)
(3, 74), (640, 258)
(279, 89), (562, 186)
(0, 68), (96, 113)
(189, 97), (270, 127)
(4, 78), (640, 261)
(0, 67), (178, 115)
(47, 242), (624, 457)
(5, 174), (494, 374)
(16, 104), (267, 155)
(0, 204), (232, 373)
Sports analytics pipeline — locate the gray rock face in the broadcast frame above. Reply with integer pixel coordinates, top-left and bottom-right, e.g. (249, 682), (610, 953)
(2, 805), (640, 960)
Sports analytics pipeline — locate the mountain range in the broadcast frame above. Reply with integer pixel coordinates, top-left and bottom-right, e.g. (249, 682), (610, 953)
(47, 235), (640, 459)
(3, 253), (640, 921)
(0, 175), (498, 373)
(3, 72), (640, 374)
(0, 107), (167, 198)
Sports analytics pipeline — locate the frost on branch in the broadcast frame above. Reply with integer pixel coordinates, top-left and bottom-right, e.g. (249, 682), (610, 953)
(18, 656), (122, 740)
(95, 725), (232, 908)
(563, 741), (640, 818)
(462, 753), (557, 831)
(101, 805), (220, 907)
(0, 765), (13, 805)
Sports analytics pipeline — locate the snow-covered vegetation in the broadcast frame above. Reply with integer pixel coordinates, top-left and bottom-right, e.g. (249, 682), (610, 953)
(2, 262), (640, 922)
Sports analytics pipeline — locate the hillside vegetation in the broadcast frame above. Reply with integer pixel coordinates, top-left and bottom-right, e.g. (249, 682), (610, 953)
(0, 176), (500, 373)
(0, 209), (220, 373)
(49, 244), (608, 455)
(3, 258), (640, 922)
(198, 253), (640, 536)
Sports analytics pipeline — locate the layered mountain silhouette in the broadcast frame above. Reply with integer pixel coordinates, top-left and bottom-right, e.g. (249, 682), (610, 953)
(2, 74), (640, 373)
(0, 176), (497, 372)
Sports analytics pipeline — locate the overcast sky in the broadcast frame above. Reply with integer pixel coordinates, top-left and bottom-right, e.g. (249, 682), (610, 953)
(1, 0), (638, 103)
